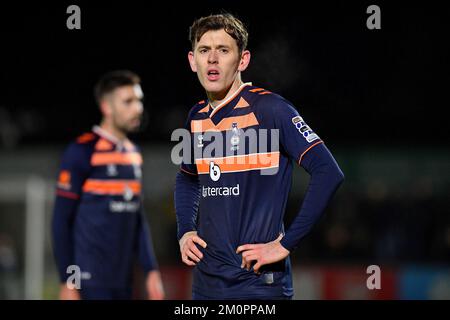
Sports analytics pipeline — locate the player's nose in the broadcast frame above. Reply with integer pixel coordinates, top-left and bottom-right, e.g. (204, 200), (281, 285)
(207, 50), (218, 64)
(133, 101), (143, 114)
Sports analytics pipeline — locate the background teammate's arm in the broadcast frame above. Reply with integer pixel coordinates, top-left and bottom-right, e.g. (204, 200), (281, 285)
(53, 196), (83, 300)
(136, 210), (165, 300)
(51, 143), (90, 299)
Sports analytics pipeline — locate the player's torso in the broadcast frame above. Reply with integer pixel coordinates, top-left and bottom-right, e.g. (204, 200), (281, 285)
(189, 85), (293, 270)
(70, 129), (145, 287)
(74, 131), (143, 249)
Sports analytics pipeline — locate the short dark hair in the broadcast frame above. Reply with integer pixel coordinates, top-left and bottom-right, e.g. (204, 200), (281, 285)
(94, 70), (140, 104)
(189, 13), (248, 54)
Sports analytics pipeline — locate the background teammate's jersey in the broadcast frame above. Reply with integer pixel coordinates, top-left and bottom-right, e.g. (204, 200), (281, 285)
(52, 126), (157, 289)
(181, 83), (323, 298)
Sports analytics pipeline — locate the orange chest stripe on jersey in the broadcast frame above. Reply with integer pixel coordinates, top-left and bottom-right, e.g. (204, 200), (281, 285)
(191, 112), (259, 133)
(195, 152), (280, 174)
(82, 179), (141, 195)
(90, 152), (143, 166)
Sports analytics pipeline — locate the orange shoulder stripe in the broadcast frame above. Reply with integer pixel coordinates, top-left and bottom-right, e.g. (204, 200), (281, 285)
(77, 133), (96, 143)
(234, 97), (250, 109)
(249, 88), (265, 93)
(95, 138), (114, 151)
(198, 105), (210, 113)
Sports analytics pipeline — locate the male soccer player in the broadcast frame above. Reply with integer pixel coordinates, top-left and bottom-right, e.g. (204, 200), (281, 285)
(175, 14), (344, 299)
(52, 70), (164, 300)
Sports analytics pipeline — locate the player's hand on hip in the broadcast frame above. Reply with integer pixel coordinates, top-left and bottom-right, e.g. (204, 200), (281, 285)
(179, 231), (207, 266)
(146, 270), (165, 300)
(59, 283), (81, 300)
(236, 234), (290, 274)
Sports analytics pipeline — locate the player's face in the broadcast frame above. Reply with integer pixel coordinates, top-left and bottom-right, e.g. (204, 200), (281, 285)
(188, 29), (250, 100)
(107, 85), (144, 133)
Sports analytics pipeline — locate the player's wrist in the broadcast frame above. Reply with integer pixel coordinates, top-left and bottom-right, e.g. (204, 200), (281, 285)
(179, 230), (197, 247)
(279, 238), (292, 253)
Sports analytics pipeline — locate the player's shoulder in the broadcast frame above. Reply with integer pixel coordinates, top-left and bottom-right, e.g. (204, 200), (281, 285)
(64, 131), (99, 158)
(187, 99), (209, 120)
(74, 131), (99, 145)
(243, 85), (296, 114)
(124, 139), (141, 153)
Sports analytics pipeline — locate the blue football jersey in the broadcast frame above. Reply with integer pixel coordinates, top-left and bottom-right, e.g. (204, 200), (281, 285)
(53, 126), (157, 288)
(180, 83), (323, 298)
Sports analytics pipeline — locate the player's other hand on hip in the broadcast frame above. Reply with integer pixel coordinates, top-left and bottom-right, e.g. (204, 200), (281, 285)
(236, 234), (290, 274)
(59, 284), (81, 300)
(179, 231), (207, 266)
(146, 270), (165, 300)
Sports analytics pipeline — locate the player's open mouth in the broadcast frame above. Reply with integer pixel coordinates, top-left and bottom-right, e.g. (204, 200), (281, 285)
(207, 70), (220, 81)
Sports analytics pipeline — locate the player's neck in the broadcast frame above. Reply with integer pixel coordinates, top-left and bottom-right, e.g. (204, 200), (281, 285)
(98, 121), (127, 142)
(208, 77), (243, 109)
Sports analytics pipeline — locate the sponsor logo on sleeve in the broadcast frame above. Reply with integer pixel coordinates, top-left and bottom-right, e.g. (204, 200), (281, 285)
(292, 116), (319, 143)
(57, 170), (72, 190)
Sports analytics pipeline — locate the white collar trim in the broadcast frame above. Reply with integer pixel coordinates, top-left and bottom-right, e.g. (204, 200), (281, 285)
(209, 82), (252, 117)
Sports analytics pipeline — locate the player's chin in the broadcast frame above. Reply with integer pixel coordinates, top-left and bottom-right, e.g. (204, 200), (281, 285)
(202, 79), (222, 91)
(125, 121), (141, 133)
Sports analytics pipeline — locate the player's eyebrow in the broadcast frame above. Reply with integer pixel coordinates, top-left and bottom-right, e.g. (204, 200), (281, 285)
(197, 44), (231, 50)
(124, 96), (142, 103)
(197, 45), (211, 50)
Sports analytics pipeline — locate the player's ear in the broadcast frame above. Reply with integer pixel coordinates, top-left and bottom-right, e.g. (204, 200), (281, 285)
(188, 51), (197, 72)
(99, 98), (112, 117)
(238, 50), (251, 72)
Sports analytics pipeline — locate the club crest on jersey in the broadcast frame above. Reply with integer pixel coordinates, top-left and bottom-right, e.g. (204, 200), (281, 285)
(230, 122), (240, 151)
(57, 170), (72, 190)
(197, 134), (204, 148)
(291, 116), (319, 143)
(106, 164), (118, 177)
(123, 185), (134, 201)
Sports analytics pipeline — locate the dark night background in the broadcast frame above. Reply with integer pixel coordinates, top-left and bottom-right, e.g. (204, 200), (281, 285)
(0, 1), (448, 148)
(0, 1), (449, 299)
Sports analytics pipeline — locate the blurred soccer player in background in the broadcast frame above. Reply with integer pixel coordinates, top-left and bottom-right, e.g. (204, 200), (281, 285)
(52, 70), (164, 300)
(175, 13), (344, 299)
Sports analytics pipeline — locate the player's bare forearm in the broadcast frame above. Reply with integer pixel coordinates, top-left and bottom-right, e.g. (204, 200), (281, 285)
(179, 231), (207, 266)
(236, 234), (290, 273)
